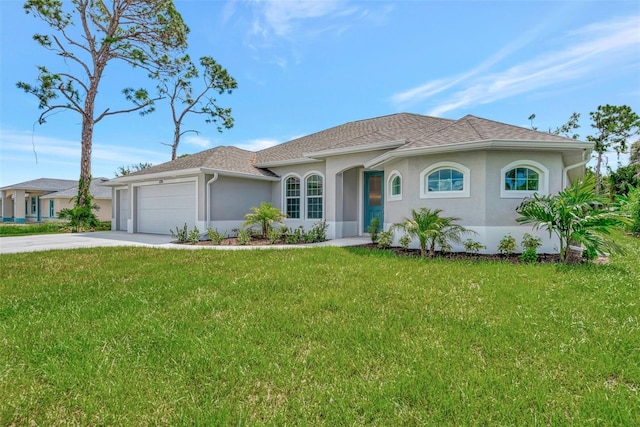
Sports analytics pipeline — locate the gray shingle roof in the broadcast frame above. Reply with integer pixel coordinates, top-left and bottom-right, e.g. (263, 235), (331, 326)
(105, 113), (589, 181)
(399, 115), (578, 150)
(0, 178), (77, 192)
(124, 146), (277, 178)
(255, 113), (453, 163)
(41, 178), (112, 199)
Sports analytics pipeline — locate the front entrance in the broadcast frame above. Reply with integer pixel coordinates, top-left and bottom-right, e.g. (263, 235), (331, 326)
(363, 171), (383, 232)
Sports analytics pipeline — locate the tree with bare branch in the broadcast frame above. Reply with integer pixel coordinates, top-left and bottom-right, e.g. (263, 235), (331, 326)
(17, 0), (189, 206)
(156, 55), (237, 160)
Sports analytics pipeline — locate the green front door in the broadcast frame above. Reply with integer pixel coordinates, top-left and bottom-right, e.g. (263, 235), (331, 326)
(364, 171), (383, 232)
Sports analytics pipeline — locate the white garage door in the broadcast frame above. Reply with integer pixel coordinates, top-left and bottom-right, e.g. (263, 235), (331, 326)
(118, 189), (129, 231)
(137, 182), (196, 234)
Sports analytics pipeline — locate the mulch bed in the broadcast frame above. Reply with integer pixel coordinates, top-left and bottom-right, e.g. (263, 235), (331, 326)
(351, 243), (592, 264)
(182, 238), (597, 264)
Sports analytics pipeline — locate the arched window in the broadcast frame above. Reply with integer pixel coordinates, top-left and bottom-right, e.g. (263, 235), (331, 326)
(306, 174), (323, 219)
(420, 162), (470, 198)
(504, 167), (538, 191)
(500, 161), (548, 198)
(284, 176), (300, 219)
(387, 171), (402, 201)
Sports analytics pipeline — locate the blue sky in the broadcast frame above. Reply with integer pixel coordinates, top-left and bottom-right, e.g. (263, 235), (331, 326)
(1, 0), (639, 187)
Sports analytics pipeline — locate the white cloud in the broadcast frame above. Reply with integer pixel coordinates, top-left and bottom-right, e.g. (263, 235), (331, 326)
(390, 15), (640, 117)
(236, 138), (281, 151)
(183, 135), (212, 148)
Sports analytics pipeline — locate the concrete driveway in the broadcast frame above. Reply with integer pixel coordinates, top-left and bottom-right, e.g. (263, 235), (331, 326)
(0, 231), (175, 254)
(0, 231), (370, 254)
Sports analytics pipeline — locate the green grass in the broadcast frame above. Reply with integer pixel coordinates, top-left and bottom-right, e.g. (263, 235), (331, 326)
(1, 233), (638, 425)
(0, 221), (111, 236)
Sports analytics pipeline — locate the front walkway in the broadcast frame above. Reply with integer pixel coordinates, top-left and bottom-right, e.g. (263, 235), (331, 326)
(0, 231), (371, 255)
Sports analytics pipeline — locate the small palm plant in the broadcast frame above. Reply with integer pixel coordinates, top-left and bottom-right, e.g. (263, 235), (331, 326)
(243, 202), (286, 239)
(516, 174), (630, 263)
(392, 208), (475, 257)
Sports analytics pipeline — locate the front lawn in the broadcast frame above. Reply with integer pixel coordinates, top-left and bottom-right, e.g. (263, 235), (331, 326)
(0, 221), (111, 236)
(1, 233), (638, 425)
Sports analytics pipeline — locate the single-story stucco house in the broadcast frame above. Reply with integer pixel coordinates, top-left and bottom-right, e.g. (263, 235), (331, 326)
(103, 113), (593, 253)
(1, 177), (112, 223)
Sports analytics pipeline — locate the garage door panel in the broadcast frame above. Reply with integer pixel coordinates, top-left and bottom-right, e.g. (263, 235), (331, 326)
(137, 183), (196, 234)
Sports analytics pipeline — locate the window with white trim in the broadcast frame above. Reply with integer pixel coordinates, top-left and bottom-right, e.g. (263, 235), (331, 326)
(49, 200), (54, 217)
(500, 161), (548, 198)
(504, 167), (539, 191)
(306, 174), (323, 219)
(387, 171), (402, 201)
(284, 176), (301, 219)
(420, 162), (470, 198)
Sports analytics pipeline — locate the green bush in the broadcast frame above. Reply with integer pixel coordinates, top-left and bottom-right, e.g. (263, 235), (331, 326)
(307, 221), (328, 243)
(267, 227), (283, 244)
(463, 239), (486, 254)
(206, 227), (226, 245)
(498, 234), (517, 255)
(188, 226), (200, 244)
(170, 223), (189, 243)
(398, 234), (411, 250)
(377, 230), (393, 249)
(236, 228), (251, 245)
(519, 249), (538, 263)
(521, 233), (542, 252)
(367, 216), (380, 243)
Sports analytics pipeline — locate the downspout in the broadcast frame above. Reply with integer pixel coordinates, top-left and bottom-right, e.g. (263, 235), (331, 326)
(563, 150), (590, 188)
(206, 173), (219, 227)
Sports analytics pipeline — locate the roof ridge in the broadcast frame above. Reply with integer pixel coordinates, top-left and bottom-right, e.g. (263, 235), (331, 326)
(460, 115), (484, 139)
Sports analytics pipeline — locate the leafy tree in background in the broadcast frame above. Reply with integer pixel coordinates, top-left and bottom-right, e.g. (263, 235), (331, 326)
(156, 55), (237, 160)
(115, 162), (153, 177)
(17, 0), (189, 207)
(516, 175), (629, 263)
(552, 112), (581, 139)
(630, 139), (640, 166)
(587, 105), (640, 194)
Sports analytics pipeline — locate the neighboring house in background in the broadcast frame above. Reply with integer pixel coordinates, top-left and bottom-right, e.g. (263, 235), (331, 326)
(104, 113), (593, 253)
(1, 177), (112, 223)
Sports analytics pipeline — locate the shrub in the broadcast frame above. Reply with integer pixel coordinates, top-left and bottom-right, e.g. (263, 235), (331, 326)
(188, 226), (200, 244)
(367, 216), (380, 243)
(236, 228), (251, 245)
(463, 239), (486, 254)
(377, 230), (393, 249)
(398, 234), (411, 250)
(498, 234), (517, 255)
(267, 227), (283, 244)
(170, 223), (189, 243)
(308, 220), (329, 243)
(57, 179), (100, 232)
(206, 227), (226, 245)
(521, 233), (542, 252)
(519, 249), (538, 263)
(285, 226), (304, 244)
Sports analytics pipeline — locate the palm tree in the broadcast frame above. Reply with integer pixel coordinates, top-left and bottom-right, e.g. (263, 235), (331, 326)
(516, 175), (629, 263)
(392, 208), (475, 257)
(243, 202), (285, 239)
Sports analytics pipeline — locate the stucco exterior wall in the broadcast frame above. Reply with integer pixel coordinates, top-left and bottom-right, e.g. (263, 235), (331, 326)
(209, 176), (272, 232)
(382, 150), (565, 253)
